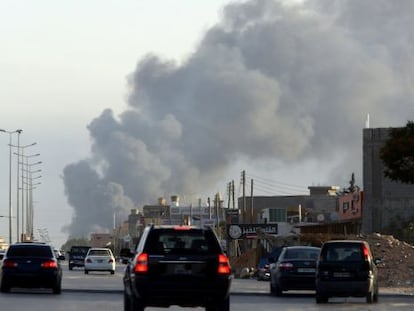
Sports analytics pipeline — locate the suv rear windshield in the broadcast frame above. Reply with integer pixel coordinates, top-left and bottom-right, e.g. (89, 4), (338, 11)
(71, 246), (90, 254)
(7, 245), (53, 257)
(320, 242), (365, 262)
(145, 228), (221, 255)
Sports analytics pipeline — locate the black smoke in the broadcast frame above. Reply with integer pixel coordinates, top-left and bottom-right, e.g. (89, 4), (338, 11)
(62, 0), (414, 237)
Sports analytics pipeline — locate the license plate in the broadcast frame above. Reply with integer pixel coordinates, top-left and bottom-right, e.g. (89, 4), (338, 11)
(297, 268), (315, 273)
(333, 272), (351, 277)
(174, 264), (192, 274)
(97, 259), (103, 263)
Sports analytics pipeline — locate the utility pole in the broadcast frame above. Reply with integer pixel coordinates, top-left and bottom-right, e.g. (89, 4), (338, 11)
(241, 170), (246, 223)
(232, 180), (235, 210)
(250, 179), (254, 223)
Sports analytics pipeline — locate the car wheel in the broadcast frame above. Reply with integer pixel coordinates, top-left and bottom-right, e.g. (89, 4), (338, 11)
(110, 270), (115, 275)
(274, 282), (283, 296)
(0, 281), (10, 293)
(315, 292), (328, 304)
(270, 281), (276, 295)
(205, 296), (229, 311)
(84, 270), (89, 274)
(131, 294), (145, 311)
(69, 265), (73, 270)
(124, 292), (131, 311)
(52, 282), (62, 295)
(366, 290), (375, 303)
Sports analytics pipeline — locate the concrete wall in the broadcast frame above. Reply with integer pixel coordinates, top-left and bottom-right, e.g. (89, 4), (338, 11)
(362, 128), (414, 233)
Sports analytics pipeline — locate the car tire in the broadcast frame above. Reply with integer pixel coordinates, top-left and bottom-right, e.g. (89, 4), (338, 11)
(0, 281), (10, 293)
(131, 295), (145, 311)
(84, 270), (89, 274)
(366, 289), (376, 303)
(124, 292), (131, 311)
(274, 281), (283, 296)
(206, 296), (230, 311)
(270, 282), (276, 295)
(315, 292), (328, 304)
(52, 282), (62, 295)
(110, 270), (115, 275)
(69, 265), (73, 271)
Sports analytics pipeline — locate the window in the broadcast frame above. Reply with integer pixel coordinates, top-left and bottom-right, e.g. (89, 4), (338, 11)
(269, 208), (287, 222)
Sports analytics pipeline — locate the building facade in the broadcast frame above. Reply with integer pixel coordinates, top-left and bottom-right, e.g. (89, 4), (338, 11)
(362, 128), (414, 233)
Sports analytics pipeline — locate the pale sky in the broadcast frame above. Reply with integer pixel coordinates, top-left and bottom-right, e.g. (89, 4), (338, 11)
(0, 0), (234, 248)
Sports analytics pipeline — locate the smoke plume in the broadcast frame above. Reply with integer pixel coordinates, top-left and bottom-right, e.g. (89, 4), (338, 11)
(62, 0), (414, 237)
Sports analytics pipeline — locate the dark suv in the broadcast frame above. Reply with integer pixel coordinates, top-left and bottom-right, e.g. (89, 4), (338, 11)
(123, 225), (233, 311)
(0, 242), (62, 294)
(68, 245), (91, 270)
(315, 240), (379, 303)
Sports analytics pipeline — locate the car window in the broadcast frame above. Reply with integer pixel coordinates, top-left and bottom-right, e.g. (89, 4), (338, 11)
(146, 228), (221, 254)
(321, 244), (364, 261)
(89, 249), (111, 256)
(7, 246), (53, 257)
(284, 248), (320, 260)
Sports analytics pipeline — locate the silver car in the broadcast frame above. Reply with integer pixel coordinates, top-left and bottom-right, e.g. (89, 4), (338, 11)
(84, 247), (116, 275)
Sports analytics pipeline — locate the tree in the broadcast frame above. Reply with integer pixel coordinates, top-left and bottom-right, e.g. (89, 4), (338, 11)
(380, 121), (414, 184)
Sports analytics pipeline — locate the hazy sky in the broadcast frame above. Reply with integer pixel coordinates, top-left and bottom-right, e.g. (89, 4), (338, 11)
(1, 0), (413, 248)
(0, 0), (233, 247)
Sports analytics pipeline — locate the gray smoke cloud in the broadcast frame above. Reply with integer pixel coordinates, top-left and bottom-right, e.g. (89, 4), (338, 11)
(62, 0), (414, 237)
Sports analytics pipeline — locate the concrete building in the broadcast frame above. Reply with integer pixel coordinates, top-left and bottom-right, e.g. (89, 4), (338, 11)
(237, 186), (341, 232)
(362, 128), (414, 233)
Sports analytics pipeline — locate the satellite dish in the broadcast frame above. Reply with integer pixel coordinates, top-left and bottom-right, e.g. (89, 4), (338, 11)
(317, 214), (325, 222)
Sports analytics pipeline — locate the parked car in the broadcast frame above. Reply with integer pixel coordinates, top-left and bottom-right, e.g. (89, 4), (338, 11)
(84, 247), (116, 274)
(269, 245), (320, 296)
(68, 245), (91, 270)
(0, 242), (62, 294)
(315, 240), (380, 304)
(256, 258), (270, 281)
(123, 224), (232, 311)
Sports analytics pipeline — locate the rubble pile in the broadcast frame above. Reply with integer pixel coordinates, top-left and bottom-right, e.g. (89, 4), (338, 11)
(229, 233), (414, 287)
(367, 233), (414, 287)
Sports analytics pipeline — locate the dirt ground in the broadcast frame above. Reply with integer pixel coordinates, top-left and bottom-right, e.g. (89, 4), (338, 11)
(229, 233), (414, 287)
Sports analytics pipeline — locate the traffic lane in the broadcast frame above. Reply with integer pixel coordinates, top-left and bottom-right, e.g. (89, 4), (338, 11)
(0, 291), (122, 311)
(1, 290), (414, 311)
(61, 263), (414, 299)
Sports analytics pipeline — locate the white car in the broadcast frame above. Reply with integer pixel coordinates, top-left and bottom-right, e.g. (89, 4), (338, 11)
(84, 248), (116, 275)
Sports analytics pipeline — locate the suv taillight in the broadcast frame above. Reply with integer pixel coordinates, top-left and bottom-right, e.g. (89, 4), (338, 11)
(362, 244), (370, 260)
(134, 253), (148, 273)
(217, 254), (231, 275)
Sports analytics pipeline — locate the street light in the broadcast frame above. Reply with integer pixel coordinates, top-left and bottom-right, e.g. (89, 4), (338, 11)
(21, 166), (41, 240)
(22, 180), (41, 239)
(13, 142), (36, 241)
(0, 128), (22, 244)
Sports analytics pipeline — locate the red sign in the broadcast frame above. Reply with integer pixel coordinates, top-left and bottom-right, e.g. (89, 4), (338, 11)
(338, 191), (363, 220)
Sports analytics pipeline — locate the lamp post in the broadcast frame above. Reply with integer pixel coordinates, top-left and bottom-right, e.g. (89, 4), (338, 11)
(22, 179), (41, 240)
(12, 142), (37, 241)
(21, 166), (41, 240)
(19, 152), (40, 240)
(0, 128), (22, 244)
